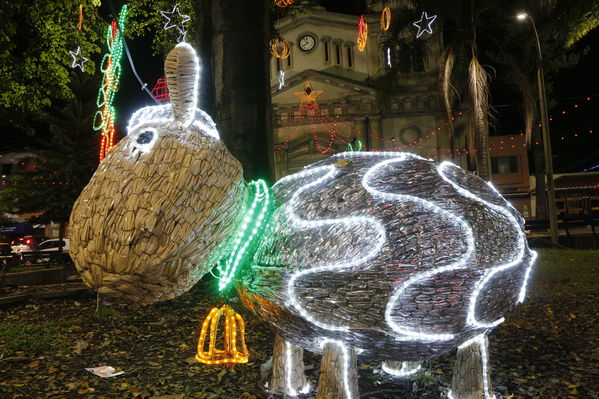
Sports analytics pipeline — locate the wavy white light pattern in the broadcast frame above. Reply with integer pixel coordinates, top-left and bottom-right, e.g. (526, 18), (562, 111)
(362, 156), (475, 341)
(438, 162), (527, 329)
(381, 361), (422, 377)
(320, 338), (353, 399)
(279, 152), (528, 344)
(126, 105), (219, 141)
(518, 250), (538, 303)
(284, 164), (386, 331)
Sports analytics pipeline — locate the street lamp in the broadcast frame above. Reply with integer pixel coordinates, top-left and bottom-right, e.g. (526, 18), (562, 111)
(517, 12), (559, 245)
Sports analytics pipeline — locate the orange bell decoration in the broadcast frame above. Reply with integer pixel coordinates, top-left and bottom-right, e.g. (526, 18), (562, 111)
(196, 305), (249, 365)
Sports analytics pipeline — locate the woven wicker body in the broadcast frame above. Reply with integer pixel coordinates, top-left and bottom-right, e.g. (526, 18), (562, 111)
(239, 152), (535, 361)
(69, 44), (246, 304)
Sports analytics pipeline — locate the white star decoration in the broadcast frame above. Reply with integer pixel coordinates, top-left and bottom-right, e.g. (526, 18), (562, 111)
(69, 46), (88, 71)
(160, 4), (191, 42)
(413, 11), (437, 39)
(278, 71), (285, 89)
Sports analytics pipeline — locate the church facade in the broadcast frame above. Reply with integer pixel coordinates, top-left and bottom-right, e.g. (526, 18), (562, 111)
(270, 4), (448, 179)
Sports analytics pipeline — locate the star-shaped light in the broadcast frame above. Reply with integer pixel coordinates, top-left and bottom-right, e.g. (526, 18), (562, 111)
(69, 46), (88, 71)
(278, 71), (286, 90)
(160, 5), (190, 42)
(294, 81), (324, 108)
(412, 11), (437, 39)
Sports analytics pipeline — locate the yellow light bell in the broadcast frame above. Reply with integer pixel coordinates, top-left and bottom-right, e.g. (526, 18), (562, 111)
(196, 305), (249, 365)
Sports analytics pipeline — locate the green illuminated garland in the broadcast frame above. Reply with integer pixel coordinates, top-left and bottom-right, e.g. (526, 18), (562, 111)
(217, 179), (272, 291)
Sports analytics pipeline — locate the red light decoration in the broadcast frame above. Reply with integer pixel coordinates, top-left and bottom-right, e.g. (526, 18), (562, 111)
(274, 0), (295, 7)
(151, 78), (170, 102)
(357, 15), (368, 52)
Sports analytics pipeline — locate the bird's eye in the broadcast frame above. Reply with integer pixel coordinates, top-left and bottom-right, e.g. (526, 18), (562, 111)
(136, 129), (155, 145)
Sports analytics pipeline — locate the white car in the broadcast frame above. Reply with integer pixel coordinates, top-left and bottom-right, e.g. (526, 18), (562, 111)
(35, 238), (70, 253)
(20, 238), (70, 263)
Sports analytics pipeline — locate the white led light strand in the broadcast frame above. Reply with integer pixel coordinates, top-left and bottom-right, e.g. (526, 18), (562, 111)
(362, 156), (475, 342)
(449, 334), (496, 399)
(438, 162), (527, 329)
(518, 250), (538, 303)
(412, 12), (437, 39)
(160, 4), (190, 42)
(386, 47), (392, 68)
(127, 105), (219, 141)
(284, 164), (387, 331)
(319, 338), (353, 399)
(175, 42), (200, 127)
(279, 70), (285, 89)
(69, 46), (89, 71)
(284, 341), (311, 396)
(381, 361), (422, 378)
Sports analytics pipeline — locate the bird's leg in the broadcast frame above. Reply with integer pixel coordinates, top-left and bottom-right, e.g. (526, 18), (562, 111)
(268, 334), (310, 396)
(316, 339), (359, 399)
(449, 334), (495, 399)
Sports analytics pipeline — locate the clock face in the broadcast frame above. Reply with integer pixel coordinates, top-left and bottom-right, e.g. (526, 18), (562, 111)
(299, 35), (316, 52)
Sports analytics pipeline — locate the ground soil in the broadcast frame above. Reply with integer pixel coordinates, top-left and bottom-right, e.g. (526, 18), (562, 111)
(0, 251), (597, 399)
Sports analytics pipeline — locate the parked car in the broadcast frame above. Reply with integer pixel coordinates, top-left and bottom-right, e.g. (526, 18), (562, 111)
(10, 236), (39, 255)
(20, 238), (71, 264)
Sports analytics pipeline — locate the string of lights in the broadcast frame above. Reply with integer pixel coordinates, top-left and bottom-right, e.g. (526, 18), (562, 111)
(274, 96), (596, 157)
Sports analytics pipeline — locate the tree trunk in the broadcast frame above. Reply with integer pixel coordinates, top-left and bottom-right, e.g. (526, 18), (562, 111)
(316, 341), (359, 399)
(531, 125), (547, 220)
(269, 335), (310, 396)
(450, 335), (494, 399)
(194, 0), (274, 182)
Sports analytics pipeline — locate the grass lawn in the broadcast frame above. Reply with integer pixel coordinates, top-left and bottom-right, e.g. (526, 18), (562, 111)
(0, 249), (597, 398)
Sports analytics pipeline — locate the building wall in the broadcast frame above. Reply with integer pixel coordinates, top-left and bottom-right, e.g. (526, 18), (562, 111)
(488, 135), (532, 217)
(271, 6), (445, 179)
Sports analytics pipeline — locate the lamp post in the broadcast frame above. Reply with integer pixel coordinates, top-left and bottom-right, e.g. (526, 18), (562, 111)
(517, 12), (559, 245)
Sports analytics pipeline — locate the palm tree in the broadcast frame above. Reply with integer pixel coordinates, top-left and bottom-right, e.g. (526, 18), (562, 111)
(381, 0), (597, 186)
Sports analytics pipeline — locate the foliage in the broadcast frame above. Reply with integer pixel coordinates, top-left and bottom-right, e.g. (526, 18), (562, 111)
(0, 1), (105, 130)
(374, 0), (598, 179)
(0, 320), (77, 353)
(0, 73), (99, 227)
(126, 0), (195, 56)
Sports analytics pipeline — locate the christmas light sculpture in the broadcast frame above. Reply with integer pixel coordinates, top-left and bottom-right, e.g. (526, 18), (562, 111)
(71, 42), (536, 398)
(93, 6), (128, 161)
(69, 46), (88, 71)
(413, 11), (437, 38)
(381, 7), (391, 31)
(70, 42), (246, 304)
(150, 78), (170, 102)
(278, 71), (285, 89)
(357, 15), (368, 52)
(270, 38), (291, 59)
(160, 4), (190, 42)
(274, 0), (295, 8)
(196, 305), (249, 365)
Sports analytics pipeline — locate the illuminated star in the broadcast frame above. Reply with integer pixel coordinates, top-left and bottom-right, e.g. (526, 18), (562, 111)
(69, 46), (88, 71)
(294, 81), (324, 108)
(278, 71), (285, 89)
(412, 11), (437, 38)
(160, 4), (191, 42)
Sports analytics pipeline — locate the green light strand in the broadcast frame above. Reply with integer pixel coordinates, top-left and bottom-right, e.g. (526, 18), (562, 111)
(93, 5), (128, 132)
(347, 140), (363, 152)
(217, 179), (272, 291)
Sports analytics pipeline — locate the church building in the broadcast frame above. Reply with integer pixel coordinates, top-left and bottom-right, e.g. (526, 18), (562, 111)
(270, 1), (448, 179)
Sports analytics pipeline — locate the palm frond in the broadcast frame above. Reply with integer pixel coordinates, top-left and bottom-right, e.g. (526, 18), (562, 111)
(439, 41), (458, 146)
(467, 54), (491, 176)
